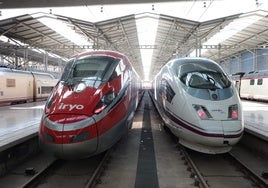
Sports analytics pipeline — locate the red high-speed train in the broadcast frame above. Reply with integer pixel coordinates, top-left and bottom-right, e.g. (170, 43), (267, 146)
(39, 50), (141, 159)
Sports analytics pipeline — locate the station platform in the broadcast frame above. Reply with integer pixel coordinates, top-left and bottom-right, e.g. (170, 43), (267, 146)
(242, 100), (268, 141)
(0, 101), (45, 152)
(0, 99), (267, 152)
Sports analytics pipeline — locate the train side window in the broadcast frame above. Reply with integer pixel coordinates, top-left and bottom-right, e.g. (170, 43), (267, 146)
(159, 80), (175, 103)
(6, 79), (16, 87)
(41, 86), (54, 94)
(257, 79), (263, 85)
(250, 79), (254, 85)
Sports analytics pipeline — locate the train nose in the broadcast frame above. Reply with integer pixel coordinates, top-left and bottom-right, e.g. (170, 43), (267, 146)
(39, 115), (99, 159)
(60, 137), (98, 159)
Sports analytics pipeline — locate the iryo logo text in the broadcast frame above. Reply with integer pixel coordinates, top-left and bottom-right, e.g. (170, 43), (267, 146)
(58, 103), (84, 111)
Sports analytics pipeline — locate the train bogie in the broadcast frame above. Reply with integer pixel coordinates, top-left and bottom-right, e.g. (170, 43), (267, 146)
(151, 57), (244, 154)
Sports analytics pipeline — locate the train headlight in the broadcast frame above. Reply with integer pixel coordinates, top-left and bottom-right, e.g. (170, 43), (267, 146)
(70, 132), (90, 143)
(193, 104), (212, 120)
(94, 91), (116, 114)
(74, 82), (86, 93)
(42, 132), (55, 142)
(228, 104), (238, 120)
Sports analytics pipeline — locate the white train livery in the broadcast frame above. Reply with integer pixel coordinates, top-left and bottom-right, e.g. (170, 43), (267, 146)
(151, 57), (244, 154)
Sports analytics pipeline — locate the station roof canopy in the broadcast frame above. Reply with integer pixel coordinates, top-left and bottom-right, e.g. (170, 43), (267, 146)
(1, 10), (268, 79)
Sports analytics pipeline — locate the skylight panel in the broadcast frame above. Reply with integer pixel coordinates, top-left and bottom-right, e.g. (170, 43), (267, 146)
(32, 13), (91, 46)
(191, 11), (266, 57)
(135, 13), (159, 80)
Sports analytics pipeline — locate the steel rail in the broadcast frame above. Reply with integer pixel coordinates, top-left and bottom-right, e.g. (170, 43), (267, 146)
(85, 148), (113, 188)
(21, 158), (60, 188)
(179, 146), (210, 188)
(228, 152), (268, 188)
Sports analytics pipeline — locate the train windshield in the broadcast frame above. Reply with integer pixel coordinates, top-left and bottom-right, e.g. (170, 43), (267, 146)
(180, 71), (231, 89)
(178, 62), (231, 89)
(60, 56), (120, 87)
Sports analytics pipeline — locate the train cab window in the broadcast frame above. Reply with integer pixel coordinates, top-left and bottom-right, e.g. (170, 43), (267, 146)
(257, 79), (263, 85)
(107, 59), (128, 82)
(181, 71), (230, 89)
(115, 63), (122, 76)
(73, 56), (119, 80)
(176, 61), (231, 90)
(73, 62), (105, 79)
(60, 59), (75, 81)
(61, 56), (121, 88)
(250, 79), (255, 85)
(103, 59), (121, 82)
(109, 70), (118, 81)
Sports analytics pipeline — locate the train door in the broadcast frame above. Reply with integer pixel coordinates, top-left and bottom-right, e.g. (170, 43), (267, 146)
(31, 73), (37, 102)
(21, 73), (34, 103)
(235, 80), (241, 97)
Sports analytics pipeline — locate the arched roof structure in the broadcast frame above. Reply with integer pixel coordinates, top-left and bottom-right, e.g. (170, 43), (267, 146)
(1, 10), (268, 79)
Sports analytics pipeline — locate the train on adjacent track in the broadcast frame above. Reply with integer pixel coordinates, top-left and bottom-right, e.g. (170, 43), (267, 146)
(39, 50), (142, 159)
(231, 71), (268, 102)
(150, 57), (244, 154)
(0, 67), (58, 106)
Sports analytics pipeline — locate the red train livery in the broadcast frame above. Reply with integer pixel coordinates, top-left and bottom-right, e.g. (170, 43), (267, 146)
(39, 50), (141, 159)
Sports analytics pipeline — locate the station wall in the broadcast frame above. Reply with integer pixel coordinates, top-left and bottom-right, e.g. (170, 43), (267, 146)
(220, 49), (268, 74)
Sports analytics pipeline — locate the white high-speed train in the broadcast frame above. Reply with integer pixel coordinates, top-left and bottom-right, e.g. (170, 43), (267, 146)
(150, 57), (244, 154)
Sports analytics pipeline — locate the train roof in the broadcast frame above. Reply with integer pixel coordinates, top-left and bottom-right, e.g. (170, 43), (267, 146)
(70, 50), (127, 61)
(0, 67), (33, 75)
(242, 70), (268, 78)
(164, 57), (224, 75)
(170, 57), (217, 64)
(68, 50), (134, 70)
(0, 67), (55, 78)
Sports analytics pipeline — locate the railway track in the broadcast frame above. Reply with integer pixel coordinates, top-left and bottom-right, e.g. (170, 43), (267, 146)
(0, 148), (113, 188)
(178, 145), (267, 188)
(1, 94), (267, 187)
(160, 120), (267, 188)
(22, 149), (112, 188)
